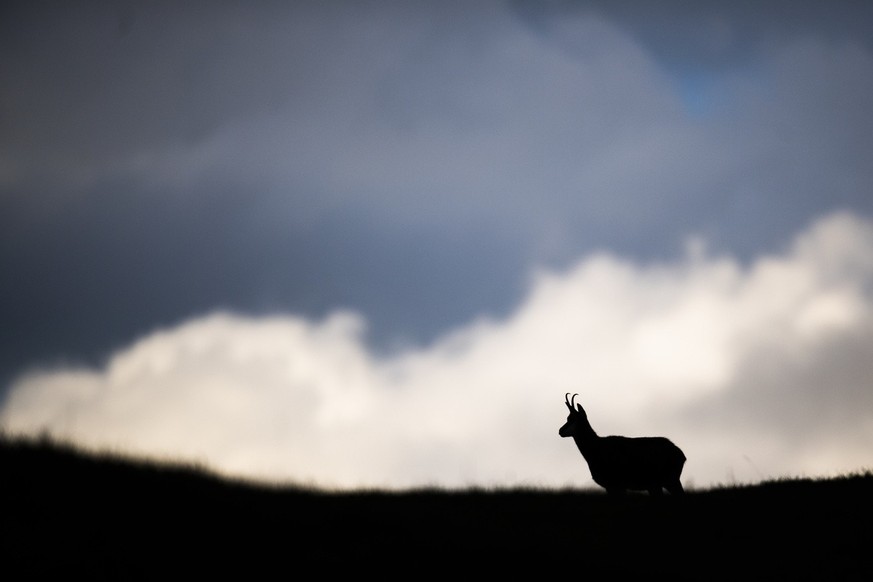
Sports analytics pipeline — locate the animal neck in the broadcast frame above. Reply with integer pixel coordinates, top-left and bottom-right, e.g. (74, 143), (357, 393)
(572, 423), (599, 453)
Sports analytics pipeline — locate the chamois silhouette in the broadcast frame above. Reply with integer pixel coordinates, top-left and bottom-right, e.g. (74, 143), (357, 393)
(559, 393), (685, 495)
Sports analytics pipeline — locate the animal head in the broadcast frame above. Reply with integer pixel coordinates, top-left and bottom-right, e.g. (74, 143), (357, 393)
(559, 392), (588, 438)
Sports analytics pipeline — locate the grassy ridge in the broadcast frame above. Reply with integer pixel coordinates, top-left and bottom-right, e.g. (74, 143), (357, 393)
(2, 436), (870, 579)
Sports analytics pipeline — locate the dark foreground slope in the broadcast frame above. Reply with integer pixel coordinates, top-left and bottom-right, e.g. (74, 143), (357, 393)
(2, 437), (870, 579)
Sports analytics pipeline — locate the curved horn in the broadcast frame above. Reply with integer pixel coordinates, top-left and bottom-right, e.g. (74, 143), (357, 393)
(571, 393), (579, 409)
(564, 392), (573, 411)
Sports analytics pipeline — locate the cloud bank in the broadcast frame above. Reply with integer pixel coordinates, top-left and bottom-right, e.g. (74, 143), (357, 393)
(3, 2), (873, 392)
(3, 211), (871, 489)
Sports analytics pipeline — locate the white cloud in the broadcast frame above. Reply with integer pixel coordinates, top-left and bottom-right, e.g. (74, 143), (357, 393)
(0, 214), (873, 486)
(3, 211), (873, 489)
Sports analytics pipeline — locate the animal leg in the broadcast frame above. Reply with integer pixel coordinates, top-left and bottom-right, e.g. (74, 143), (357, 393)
(666, 480), (685, 495)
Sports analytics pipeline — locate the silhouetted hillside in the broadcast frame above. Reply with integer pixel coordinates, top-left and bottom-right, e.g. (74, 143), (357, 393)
(2, 435), (870, 579)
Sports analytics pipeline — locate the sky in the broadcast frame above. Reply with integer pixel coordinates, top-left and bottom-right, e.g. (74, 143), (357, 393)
(1, 0), (872, 490)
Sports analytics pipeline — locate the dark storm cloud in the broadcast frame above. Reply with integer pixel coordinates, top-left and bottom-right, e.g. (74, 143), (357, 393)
(2, 0), (873, 395)
(0, 1), (502, 374)
(2, 1), (308, 178)
(515, 0), (873, 68)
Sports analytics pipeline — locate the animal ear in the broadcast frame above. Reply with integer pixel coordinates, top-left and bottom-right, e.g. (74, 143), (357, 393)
(576, 403), (585, 414)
